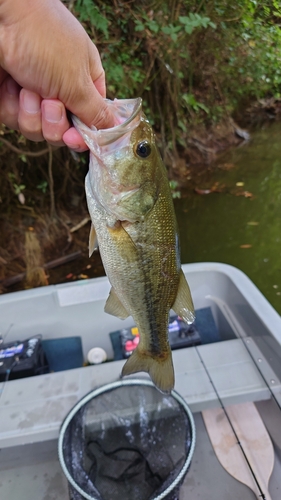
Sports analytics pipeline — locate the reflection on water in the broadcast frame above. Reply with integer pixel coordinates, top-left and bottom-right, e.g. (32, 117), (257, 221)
(175, 122), (281, 315)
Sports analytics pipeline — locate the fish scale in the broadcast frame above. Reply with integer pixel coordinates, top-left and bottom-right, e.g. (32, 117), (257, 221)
(73, 98), (195, 393)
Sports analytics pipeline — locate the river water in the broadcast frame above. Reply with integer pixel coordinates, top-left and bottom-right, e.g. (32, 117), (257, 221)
(175, 122), (281, 315)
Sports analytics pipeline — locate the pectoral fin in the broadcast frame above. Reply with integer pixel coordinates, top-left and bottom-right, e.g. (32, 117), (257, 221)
(104, 287), (129, 319)
(172, 269), (195, 324)
(89, 224), (98, 257)
(107, 222), (138, 258)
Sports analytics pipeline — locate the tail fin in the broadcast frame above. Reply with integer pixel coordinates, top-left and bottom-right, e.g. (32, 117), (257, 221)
(121, 348), (175, 394)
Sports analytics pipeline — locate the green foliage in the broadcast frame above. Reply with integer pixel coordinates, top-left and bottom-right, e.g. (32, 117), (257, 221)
(8, 173), (25, 196)
(37, 181), (48, 194)
(169, 180), (181, 199)
(75, 0), (109, 38)
(70, 0), (281, 154)
(135, 12), (216, 40)
(19, 154), (27, 163)
(179, 13), (216, 34)
(182, 94), (210, 115)
(212, 1), (281, 103)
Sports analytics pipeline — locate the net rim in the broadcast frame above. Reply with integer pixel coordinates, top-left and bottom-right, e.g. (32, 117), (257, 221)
(58, 378), (196, 500)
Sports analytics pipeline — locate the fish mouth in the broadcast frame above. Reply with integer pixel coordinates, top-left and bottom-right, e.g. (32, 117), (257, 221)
(105, 98), (143, 130)
(72, 98), (143, 149)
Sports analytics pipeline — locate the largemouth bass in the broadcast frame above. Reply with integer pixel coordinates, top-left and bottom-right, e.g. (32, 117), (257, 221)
(73, 98), (195, 393)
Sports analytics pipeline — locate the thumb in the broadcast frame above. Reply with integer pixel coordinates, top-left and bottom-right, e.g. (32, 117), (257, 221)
(69, 80), (115, 130)
(58, 31), (115, 130)
(0, 67), (7, 87)
(62, 65), (115, 130)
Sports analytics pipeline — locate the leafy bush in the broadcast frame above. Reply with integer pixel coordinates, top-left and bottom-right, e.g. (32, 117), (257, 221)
(70, 0), (281, 152)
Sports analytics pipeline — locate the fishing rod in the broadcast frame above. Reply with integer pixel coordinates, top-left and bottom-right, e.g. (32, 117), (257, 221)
(194, 344), (267, 500)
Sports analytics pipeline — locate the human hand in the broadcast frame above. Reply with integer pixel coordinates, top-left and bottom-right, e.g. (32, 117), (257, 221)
(0, 0), (113, 150)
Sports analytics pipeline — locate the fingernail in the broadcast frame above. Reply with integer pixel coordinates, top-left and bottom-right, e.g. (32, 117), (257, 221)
(43, 102), (63, 123)
(6, 78), (19, 96)
(23, 91), (41, 114)
(63, 141), (83, 151)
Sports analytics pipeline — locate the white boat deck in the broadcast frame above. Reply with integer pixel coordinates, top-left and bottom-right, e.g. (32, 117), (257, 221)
(0, 263), (281, 499)
(0, 337), (276, 448)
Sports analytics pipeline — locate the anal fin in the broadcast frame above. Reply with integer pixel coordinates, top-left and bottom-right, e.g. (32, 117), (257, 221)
(172, 269), (195, 324)
(104, 287), (129, 319)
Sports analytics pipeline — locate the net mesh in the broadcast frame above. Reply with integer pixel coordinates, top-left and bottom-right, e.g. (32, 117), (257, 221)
(61, 383), (194, 500)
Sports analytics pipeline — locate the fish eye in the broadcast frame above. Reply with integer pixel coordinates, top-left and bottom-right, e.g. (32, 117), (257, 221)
(135, 140), (152, 158)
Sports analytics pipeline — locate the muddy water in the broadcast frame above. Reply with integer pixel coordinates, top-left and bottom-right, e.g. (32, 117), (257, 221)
(175, 122), (281, 315)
